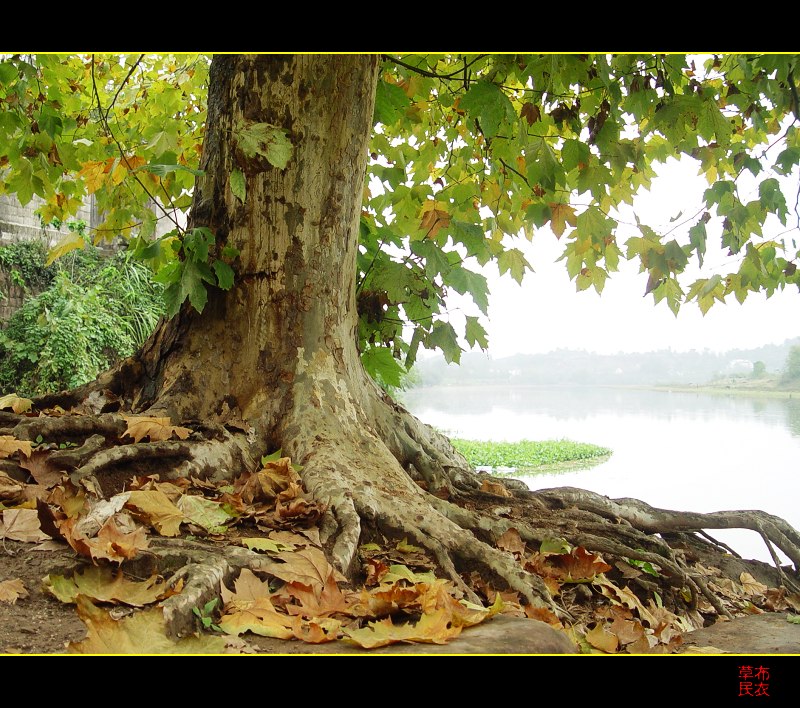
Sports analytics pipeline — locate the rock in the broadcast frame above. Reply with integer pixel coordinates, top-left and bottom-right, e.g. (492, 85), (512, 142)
(245, 615), (578, 654)
(680, 613), (800, 654)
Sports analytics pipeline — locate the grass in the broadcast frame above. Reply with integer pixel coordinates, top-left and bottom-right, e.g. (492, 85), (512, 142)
(451, 438), (612, 475)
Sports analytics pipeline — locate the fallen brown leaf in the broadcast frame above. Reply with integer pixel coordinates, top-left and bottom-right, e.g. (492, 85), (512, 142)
(0, 393), (33, 414)
(0, 508), (50, 542)
(0, 435), (32, 459)
(0, 578), (28, 604)
(121, 416), (191, 444)
(496, 527), (526, 557)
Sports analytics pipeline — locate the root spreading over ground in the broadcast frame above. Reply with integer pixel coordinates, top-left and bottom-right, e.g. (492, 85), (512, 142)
(2, 375), (799, 654)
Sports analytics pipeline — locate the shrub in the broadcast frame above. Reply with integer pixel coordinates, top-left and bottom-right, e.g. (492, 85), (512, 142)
(0, 248), (164, 396)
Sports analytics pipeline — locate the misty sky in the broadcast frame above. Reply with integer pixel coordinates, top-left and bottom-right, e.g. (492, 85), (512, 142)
(453, 157), (800, 358)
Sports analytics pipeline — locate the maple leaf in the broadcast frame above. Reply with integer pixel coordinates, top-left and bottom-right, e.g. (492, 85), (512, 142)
(124, 490), (185, 536)
(479, 479), (512, 497)
(585, 623), (619, 653)
(739, 572), (768, 597)
(19, 450), (65, 489)
(236, 457), (300, 504)
(240, 537), (290, 554)
(68, 596), (237, 654)
(0, 435), (32, 459)
(608, 615), (646, 646)
(520, 102), (541, 125)
(549, 546), (612, 582)
(219, 570), (294, 638)
(218, 598), (295, 639)
(121, 416), (191, 443)
(0, 508), (50, 542)
(259, 546), (347, 590)
(343, 609), (463, 649)
(524, 605), (563, 628)
(0, 578), (28, 604)
(290, 615), (342, 644)
(0, 393), (33, 414)
(91, 517), (149, 562)
(56, 515), (149, 564)
(549, 202), (577, 237)
(0, 470), (26, 504)
(177, 494), (234, 534)
(419, 201), (450, 238)
(44, 566), (178, 606)
(284, 571), (352, 619)
(594, 577), (658, 627)
(496, 528), (526, 557)
(271, 496), (325, 529)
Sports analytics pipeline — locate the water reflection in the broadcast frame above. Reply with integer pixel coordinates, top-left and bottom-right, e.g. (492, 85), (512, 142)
(402, 385), (800, 565)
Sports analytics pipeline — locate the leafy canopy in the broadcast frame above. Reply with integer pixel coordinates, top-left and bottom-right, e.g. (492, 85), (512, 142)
(1, 53), (799, 383)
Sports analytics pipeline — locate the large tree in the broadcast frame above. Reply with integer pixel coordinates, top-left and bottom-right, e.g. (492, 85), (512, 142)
(2, 53), (800, 636)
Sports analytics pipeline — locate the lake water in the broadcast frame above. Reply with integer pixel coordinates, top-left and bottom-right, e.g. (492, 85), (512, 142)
(401, 385), (800, 566)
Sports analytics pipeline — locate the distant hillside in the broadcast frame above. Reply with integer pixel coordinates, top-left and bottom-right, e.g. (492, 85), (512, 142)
(412, 338), (800, 388)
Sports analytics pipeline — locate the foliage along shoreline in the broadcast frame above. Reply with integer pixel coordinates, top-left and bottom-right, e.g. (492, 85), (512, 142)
(451, 438), (612, 476)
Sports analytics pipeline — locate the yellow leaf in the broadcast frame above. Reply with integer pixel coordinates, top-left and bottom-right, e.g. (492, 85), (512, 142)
(111, 159), (127, 185)
(68, 596), (235, 654)
(739, 572), (768, 597)
(0, 508), (49, 542)
(291, 615), (342, 644)
(0, 393), (33, 414)
(586, 623), (619, 653)
(240, 537), (291, 554)
(0, 578), (28, 604)
(124, 490), (184, 536)
(419, 201), (451, 238)
(77, 160), (107, 194)
(122, 416), (191, 443)
(44, 566), (177, 606)
(396, 538), (424, 554)
(46, 231), (86, 266)
(549, 203), (577, 238)
(0, 435), (32, 459)
(259, 546), (348, 588)
(344, 609), (462, 649)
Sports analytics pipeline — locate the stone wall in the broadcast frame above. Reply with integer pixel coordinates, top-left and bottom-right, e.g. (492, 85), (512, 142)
(0, 194), (94, 246)
(0, 193), (180, 325)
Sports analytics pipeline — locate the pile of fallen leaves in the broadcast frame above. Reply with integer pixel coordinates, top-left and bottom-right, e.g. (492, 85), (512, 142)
(1, 397), (799, 654)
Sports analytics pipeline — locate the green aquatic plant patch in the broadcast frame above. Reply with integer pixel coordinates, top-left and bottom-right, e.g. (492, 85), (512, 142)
(451, 438), (611, 471)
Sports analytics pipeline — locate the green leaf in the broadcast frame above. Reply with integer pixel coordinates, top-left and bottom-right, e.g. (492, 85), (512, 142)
(360, 346), (404, 389)
(562, 139), (590, 172)
(212, 260), (234, 290)
(0, 62), (17, 85)
(427, 321), (461, 364)
(443, 267), (490, 315)
(38, 109), (63, 139)
(464, 316), (488, 349)
(374, 80), (410, 126)
(787, 614), (800, 624)
(497, 248), (531, 284)
(140, 162), (204, 177)
(234, 120), (293, 169)
(183, 227), (215, 263)
(458, 80), (515, 138)
(230, 168), (246, 203)
(525, 137), (564, 192)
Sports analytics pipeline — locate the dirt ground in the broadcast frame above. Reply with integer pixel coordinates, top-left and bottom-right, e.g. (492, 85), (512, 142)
(2, 536), (800, 656)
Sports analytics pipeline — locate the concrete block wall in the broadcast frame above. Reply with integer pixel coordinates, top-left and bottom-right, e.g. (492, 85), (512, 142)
(0, 192), (183, 324)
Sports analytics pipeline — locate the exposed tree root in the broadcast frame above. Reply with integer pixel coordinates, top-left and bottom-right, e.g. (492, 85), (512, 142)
(15, 369), (800, 644)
